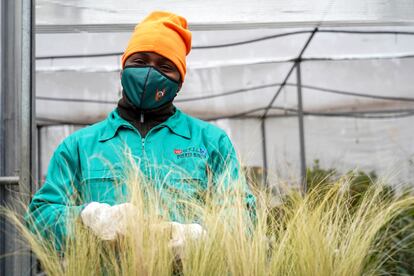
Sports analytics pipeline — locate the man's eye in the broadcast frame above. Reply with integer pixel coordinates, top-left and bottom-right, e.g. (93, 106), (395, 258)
(160, 65), (173, 71)
(134, 59), (146, 65)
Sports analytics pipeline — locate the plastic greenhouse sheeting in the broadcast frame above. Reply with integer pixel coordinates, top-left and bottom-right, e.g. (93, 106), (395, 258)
(35, 0), (414, 186)
(36, 26), (414, 121)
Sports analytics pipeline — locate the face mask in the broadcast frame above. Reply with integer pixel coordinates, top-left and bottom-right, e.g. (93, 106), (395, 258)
(121, 66), (180, 110)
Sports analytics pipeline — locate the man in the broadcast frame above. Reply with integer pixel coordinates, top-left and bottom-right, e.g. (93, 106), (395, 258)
(26, 11), (255, 249)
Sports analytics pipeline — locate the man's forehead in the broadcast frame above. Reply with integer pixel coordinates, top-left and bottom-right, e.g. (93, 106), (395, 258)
(129, 52), (172, 63)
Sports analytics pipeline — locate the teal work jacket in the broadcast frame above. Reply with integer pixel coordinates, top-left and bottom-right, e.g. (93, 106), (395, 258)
(26, 108), (255, 248)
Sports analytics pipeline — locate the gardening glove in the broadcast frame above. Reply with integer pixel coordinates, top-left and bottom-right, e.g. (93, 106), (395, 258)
(168, 222), (207, 258)
(80, 202), (137, 240)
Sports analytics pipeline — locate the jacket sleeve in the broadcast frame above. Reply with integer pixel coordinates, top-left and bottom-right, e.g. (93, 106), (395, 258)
(210, 133), (256, 214)
(25, 138), (85, 251)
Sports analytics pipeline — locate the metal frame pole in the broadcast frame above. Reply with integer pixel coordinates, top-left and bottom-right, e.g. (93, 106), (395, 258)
(261, 118), (268, 187)
(0, 177), (20, 185)
(36, 125), (42, 193)
(0, 1), (17, 274)
(20, 1), (36, 275)
(20, 0), (35, 202)
(0, 0), (35, 274)
(296, 61), (307, 193)
(0, 1), (5, 268)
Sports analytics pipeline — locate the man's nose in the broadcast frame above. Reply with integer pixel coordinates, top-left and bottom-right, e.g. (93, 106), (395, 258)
(147, 61), (158, 68)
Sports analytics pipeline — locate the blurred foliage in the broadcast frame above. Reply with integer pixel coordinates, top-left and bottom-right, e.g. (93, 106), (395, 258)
(375, 197), (414, 276)
(243, 166), (264, 191)
(306, 159), (379, 193)
(304, 159), (414, 275)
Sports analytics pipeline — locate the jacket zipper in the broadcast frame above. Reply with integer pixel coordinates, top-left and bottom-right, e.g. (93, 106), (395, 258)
(140, 121), (166, 179)
(140, 136), (147, 177)
(141, 137), (145, 153)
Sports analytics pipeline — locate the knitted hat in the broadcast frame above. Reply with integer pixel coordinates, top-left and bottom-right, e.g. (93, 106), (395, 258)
(121, 11), (192, 81)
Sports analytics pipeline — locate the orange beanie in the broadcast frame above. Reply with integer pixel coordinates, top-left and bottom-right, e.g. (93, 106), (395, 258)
(121, 11), (192, 81)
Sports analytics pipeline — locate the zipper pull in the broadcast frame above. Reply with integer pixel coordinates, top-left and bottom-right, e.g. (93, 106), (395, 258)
(140, 112), (144, 123)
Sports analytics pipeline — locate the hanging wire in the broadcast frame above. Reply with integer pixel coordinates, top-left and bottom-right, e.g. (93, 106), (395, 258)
(35, 82), (414, 104)
(35, 30), (414, 60)
(204, 107), (414, 121)
(319, 30), (414, 35)
(285, 83), (414, 102)
(36, 106), (414, 126)
(176, 83), (283, 102)
(36, 96), (117, 104)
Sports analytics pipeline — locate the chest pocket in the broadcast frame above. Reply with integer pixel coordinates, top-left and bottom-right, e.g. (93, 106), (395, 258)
(155, 169), (206, 223)
(161, 167), (208, 205)
(80, 169), (127, 205)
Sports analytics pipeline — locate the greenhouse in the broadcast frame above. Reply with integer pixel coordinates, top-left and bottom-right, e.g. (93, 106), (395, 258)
(1, 0), (414, 275)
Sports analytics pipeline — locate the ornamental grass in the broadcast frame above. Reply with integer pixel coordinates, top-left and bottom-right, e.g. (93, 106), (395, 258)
(2, 161), (414, 276)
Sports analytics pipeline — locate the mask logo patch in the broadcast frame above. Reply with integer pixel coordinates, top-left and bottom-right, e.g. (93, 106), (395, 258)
(155, 88), (166, 101)
(175, 147), (208, 159)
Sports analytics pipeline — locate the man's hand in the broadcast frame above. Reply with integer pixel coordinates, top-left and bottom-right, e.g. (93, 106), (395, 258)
(168, 222), (206, 258)
(80, 202), (137, 240)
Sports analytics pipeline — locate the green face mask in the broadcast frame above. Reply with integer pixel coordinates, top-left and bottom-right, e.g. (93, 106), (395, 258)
(121, 66), (180, 110)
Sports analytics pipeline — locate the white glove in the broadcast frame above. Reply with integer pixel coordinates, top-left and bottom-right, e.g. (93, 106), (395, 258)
(80, 202), (137, 240)
(168, 222), (206, 258)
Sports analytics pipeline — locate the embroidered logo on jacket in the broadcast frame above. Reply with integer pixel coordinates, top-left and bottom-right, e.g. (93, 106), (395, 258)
(174, 147), (207, 159)
(155, 88), (166, 101)
(174, 149), (183, 154)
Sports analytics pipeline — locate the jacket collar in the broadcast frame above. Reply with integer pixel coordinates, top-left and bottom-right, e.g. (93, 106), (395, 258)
(163, 109), (191, 139)
(99, 108), (191, 142)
